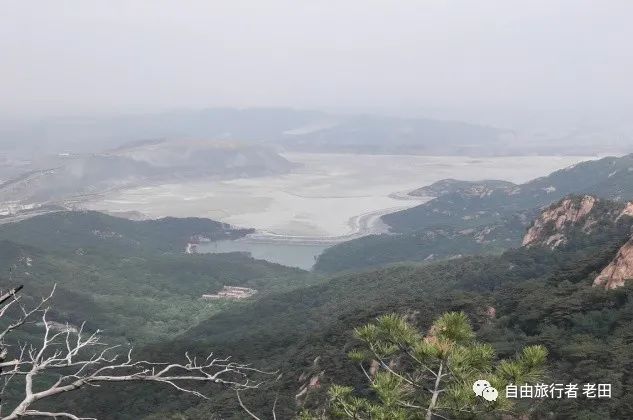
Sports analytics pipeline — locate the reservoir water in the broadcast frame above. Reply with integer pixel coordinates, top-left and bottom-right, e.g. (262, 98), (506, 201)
(196, 237), (330, 270)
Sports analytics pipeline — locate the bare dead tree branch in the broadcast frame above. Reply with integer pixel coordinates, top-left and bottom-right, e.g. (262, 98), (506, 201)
(0, 285), (274, 420)
(237, 373), (283, 420)
(0, 285), (56, 343)
(237, 389), (262, 420)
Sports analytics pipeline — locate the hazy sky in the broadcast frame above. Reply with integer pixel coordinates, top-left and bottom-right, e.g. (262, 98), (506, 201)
(2, 1), (632, 127)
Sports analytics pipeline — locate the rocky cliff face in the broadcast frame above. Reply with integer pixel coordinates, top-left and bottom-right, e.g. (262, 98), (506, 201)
(592, 201), (633, 289)
(594, 239), (633, 289)
(520, 195), (633, 289)
(522, 195), (598, 249)
(617, 202), (633, 221)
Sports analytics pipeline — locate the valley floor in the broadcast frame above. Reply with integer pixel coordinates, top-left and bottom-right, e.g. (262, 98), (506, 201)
(82, 153), (593, 241)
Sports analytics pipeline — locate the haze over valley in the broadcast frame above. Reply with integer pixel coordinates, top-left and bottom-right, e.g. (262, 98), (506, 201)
(77, 151), (590, 268)
(0, 130), (593, 268)
(3, 2), (633, 419)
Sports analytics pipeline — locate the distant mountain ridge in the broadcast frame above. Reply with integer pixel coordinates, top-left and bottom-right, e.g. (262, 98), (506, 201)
(274, 112), (508, 155)
(316, 154), (633, 273)
(0, 108), (510, 157)
(0, 139), (294, 207)
(384, 154), (633, 233)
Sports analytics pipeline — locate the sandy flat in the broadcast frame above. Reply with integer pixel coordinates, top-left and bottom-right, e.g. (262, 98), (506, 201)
(83, 153), (595, 240)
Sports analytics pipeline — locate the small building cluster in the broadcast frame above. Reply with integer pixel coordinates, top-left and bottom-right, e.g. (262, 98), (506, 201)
(201, 286), (257, 300)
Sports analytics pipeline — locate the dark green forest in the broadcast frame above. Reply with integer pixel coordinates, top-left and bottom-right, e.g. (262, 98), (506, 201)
(3, 156), (633, 419)
(6, 197), (624, 419)
(0, 212), (320, 345)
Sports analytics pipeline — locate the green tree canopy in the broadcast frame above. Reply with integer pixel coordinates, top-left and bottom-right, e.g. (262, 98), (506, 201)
(324, 312), (547, 419)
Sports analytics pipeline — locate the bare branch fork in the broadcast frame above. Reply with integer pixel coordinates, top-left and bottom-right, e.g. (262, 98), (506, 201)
(0, 285), (274, 419)
(237, 376), (282, 420)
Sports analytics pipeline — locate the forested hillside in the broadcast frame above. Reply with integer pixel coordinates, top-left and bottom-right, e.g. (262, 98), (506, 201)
(0, 211), (317, 345)
(4, 1), (632, 418)
(314, 214), (527, 273)
(46, 195), (633, 419)
(4, 196), (633, 419)
(0, 210), (252, 254)
(385, 154), (633, 233)
(316, 154), (633, 273)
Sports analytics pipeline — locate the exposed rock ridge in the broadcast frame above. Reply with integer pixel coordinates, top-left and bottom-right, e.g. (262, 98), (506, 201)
(593, 200), (633, 289)
(522, 195), (597, 249)
(594, 239), (633, 289)
(617, 202), (633, 221)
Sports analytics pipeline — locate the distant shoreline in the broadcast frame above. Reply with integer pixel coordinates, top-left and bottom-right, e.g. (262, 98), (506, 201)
(239, 200), (425, 246)
(74, 153), (592, 244)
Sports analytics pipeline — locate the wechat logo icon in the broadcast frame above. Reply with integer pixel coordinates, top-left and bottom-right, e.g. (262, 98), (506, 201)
(473, 379), (498, 401)
(472, 379), (491, 396)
